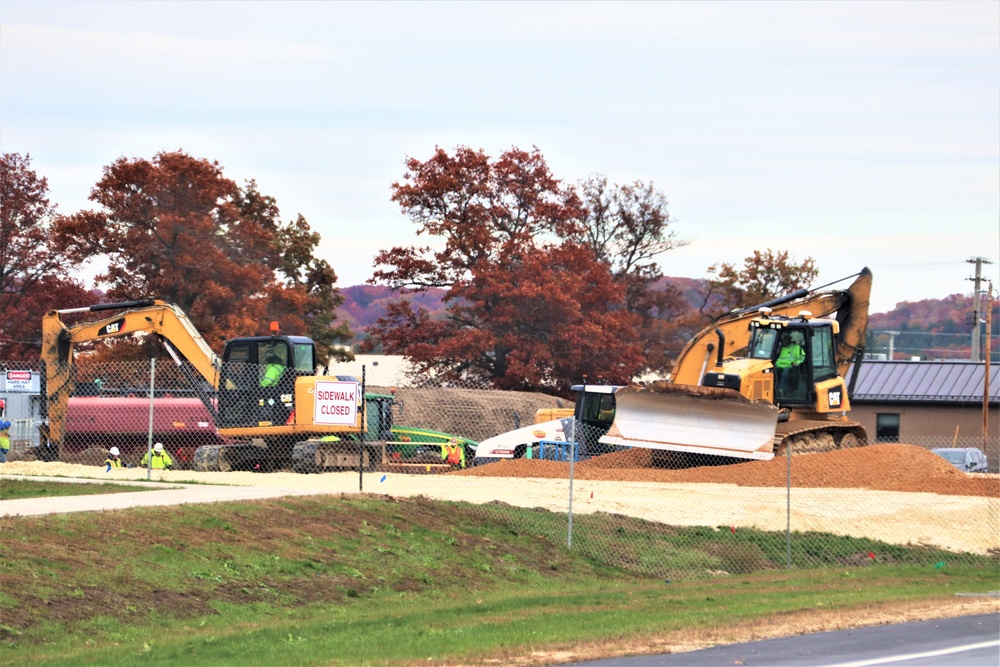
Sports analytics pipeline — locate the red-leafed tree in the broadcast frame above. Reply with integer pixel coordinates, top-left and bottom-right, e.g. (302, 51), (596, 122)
(702, 249), (819, 315)
(577, 175), (690, 373)
(51, 151), (350, 361)
(0, 153), (97, 358)
(364, 146), (644, 392)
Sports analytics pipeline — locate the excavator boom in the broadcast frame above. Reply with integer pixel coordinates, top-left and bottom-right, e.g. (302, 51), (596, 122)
(671, 268), (872, 385)
(40, 299), (221, 455)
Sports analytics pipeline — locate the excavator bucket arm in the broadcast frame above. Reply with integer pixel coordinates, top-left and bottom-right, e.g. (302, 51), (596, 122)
(40, 299), (221, 457)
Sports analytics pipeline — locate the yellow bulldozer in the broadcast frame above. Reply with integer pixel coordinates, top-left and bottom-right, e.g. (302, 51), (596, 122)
(599, 268), (873, 462)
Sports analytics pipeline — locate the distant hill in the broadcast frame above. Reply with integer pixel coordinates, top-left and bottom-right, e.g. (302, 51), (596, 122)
(867, 293), (999, 360)
(337, 285), (449, 339)
(337, 282), (999, 360)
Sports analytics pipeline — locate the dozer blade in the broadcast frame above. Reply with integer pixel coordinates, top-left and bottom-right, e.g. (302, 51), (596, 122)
(599, 383), (780, 461)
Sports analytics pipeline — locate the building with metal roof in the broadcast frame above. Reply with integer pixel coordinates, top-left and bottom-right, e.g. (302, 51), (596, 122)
(846, 360), (998, 471)
(850, 360), (1000, 404)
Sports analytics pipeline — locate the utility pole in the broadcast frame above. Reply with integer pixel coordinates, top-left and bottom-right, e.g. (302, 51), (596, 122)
(967, 257), (993, 361)
(985, 282), (993, 446)
(887, 331), (900, 360)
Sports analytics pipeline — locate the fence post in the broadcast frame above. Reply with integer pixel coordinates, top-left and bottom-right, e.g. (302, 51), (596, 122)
(146, 357), (156, 480)
(359, 365), (366, 492)
(567, 438), (576, 549)
(786, 439), (792, 569)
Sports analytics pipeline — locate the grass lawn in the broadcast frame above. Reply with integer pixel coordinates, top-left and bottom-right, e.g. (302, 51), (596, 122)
(0, 478), (166, 500)
(1, 494), (996, 666)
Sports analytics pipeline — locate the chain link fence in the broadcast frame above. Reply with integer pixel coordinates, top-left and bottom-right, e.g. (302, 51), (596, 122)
(2, 357), (997, 580)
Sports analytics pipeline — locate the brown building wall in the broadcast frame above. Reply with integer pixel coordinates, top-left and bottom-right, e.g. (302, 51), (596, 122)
(851, 402), (1000, 472)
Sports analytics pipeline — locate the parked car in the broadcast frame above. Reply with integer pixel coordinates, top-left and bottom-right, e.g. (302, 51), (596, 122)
(930, 447), (988, 473)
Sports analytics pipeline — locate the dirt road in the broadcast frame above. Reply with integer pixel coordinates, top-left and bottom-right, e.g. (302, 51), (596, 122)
(3, 443), (998, 554)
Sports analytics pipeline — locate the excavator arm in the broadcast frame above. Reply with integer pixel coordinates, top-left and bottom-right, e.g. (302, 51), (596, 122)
(40, 299), (221, 454)
(670, 268), (873, 386)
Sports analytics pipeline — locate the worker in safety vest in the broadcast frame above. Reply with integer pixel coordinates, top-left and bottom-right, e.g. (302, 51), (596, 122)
(441, 438), (465, 468)
(261, 352), (285, 388)
(0, 418), (10, 464)
(104, 446), (124, 469)
(775, 332), (806, 395)
(141, 442), (173, 470)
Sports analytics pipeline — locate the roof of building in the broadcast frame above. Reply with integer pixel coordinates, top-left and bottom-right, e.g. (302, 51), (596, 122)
(849, 360), (1000, 404)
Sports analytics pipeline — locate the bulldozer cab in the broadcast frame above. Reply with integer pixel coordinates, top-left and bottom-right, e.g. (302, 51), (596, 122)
(747, 316), (840, 408)
(217, 335), (317, 428)
(571, 384), (621, 456)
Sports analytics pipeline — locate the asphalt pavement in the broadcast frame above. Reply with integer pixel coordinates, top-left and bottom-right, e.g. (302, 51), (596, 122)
(573, 612), (1000, 667)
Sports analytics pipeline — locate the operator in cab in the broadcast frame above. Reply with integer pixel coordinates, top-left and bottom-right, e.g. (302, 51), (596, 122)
(775, 331), (806, 397)
(261, 351), (285, 388)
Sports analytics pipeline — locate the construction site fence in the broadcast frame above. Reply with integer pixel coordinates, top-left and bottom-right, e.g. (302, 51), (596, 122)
(1, 357), (998, 580)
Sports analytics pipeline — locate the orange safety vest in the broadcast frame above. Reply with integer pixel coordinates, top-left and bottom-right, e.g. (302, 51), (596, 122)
(443, 443), (463, 467)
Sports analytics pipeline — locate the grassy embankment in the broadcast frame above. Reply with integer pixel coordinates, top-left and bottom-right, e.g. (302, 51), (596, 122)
(0, 482), (996, 666)
(0, 478), (165, 500)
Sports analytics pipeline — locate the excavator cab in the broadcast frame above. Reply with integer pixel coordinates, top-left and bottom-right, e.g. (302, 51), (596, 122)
(217, 335), (317, 428)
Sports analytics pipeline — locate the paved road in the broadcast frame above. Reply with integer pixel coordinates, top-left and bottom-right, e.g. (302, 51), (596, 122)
(574, 612), (1000, 666)
(0, 475), (326, 517)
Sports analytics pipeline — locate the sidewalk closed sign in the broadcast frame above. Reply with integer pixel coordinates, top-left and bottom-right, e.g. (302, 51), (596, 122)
(313, 380), (360, 426)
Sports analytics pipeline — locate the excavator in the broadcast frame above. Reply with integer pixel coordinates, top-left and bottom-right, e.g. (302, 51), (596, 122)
(40, 299), (394, 471)
(600, 268), (873, 462)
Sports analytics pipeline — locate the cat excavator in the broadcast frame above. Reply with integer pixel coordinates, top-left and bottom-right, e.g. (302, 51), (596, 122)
(599, 268), (873, 462)
(39, 299), (387, 471)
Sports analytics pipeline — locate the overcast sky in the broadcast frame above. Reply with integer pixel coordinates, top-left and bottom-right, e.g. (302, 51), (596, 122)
(2, 0), (998, 314)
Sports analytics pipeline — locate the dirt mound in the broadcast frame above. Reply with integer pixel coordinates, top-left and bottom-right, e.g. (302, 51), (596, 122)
(457, 444), (1000, 498)
(368, 385), (567, 441)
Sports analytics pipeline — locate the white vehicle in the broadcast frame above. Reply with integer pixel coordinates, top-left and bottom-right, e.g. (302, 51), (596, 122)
(473, 385), (620, 462)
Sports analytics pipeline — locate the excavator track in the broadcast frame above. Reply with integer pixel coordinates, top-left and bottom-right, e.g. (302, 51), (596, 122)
(192, 444), (269, 472)
(773, 420), (867, 456)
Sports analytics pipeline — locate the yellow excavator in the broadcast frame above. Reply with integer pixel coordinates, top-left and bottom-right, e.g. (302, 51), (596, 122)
(600, 268), (873, 461)
(40, 299), (388, 471)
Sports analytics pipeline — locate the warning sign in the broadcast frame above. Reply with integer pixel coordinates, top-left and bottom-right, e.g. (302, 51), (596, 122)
(313, 380), (360, 426)
(4, 370), (38, 393)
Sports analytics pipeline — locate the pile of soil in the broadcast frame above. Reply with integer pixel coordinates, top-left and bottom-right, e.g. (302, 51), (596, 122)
(457, 444), (999, 498)
(368, 385), (567, 441)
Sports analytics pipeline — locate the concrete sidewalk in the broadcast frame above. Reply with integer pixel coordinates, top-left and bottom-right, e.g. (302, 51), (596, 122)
(0, 475), (328, 517)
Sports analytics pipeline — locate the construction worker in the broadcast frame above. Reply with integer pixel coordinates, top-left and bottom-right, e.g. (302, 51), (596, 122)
(261, 352), (285, 388)
(104, 446), (124, 469)
(0, 418), (10, 464)
(442, 437), (465, 469)
(775, 331), (806, 396)
(141, 442), (173, 470)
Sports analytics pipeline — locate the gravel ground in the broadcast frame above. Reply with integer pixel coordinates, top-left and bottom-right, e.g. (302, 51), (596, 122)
(2, 444), (998, 554)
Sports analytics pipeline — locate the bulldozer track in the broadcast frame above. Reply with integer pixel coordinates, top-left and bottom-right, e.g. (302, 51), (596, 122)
(774, 420), (867, 456)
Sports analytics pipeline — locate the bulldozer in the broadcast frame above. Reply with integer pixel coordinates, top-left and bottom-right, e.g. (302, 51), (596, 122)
(600, 268), (873, 462)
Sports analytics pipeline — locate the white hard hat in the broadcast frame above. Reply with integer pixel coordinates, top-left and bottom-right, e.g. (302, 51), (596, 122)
(154, 443), (164, 453)
(109, 447), (120, 456)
